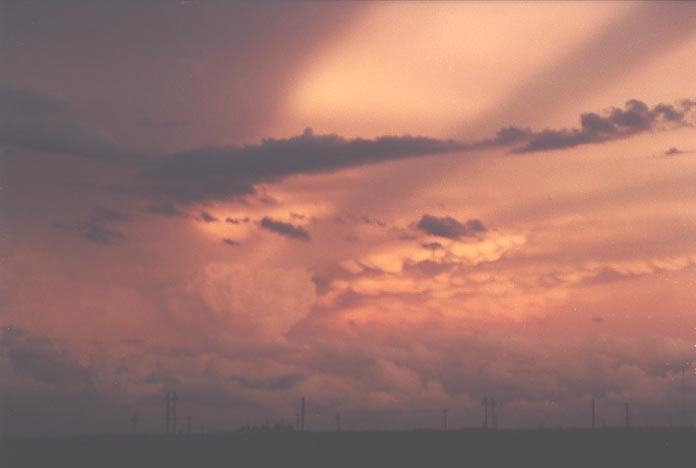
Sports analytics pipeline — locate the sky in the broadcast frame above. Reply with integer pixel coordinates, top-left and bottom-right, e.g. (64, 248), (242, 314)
(1, 1), (696, 435)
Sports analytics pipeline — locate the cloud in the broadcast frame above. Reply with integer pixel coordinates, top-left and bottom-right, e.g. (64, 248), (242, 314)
(90, 207), (130, 223)
(199, 211), (218, 223)
(143, 128), (465, 202)
(0, 85), (138, 162)
(513, 99), (695, 153)
(259, 217), (311, 241)
(226, 217), (250, 224)
(415, 214), (486, 239)
(222, 238), (239, 247)
(145, 202), (187, 218)
(140, 98), (694, 203)
(80, 223), (126, 245)
(76, 207), (130, 245)
(0, 326), (92, 387)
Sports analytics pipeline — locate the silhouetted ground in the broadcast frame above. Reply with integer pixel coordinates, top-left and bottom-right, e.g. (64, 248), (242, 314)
(2, 428), (695, 468)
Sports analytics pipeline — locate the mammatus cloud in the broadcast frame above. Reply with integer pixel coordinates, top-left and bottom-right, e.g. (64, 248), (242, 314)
(259, 217), (311, 241)
(415, 215), (486, 239)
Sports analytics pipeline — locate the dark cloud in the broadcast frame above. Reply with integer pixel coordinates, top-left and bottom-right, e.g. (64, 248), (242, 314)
(90, 207), (130, 223)
(359, 216), (387, 227)
(0, 326), (92, 387)
(76, 207), (130, 245)
(0, 85), (138, 162)
(140, 99), (694, 203)
(513, 99), (695, 153)
(6, 84), (693, 211)
(145, 201), (187, 218)
(415, 214), (486, 239)
(222, 238), (239, 247)
(199, 211), (218, 223)
(143, 128), (465, 202)
(404, 259), (455, 276)
(225, 216), (250, 224)
(259, 217), (310, 241)
(80, 223), (126, 245)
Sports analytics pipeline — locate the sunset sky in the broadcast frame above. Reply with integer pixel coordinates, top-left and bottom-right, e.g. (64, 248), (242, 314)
(2, 1), (696, 435)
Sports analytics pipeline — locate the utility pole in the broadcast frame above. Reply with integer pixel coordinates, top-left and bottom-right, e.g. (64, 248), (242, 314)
(164, 392), (171, 434)
(592, 399), (596, 429)
(482, 398), (489, 428)
(173, 392), (178, 434)
(482, 397), (497, 428)
(131, 412), (139, 434)
(300, 397), (306, 432)
(442, 409), (448, 430)
(681, 366), (690, 427)
(164, 391), (179, 434)
(625, 402), (630, 428)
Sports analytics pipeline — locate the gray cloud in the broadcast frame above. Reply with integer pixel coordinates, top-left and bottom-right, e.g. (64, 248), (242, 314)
(415, 214), (486, 239)
(0, 326), (92, 387)
(0, 85), (138, 162)
(513, 99), (695, 153)
(80, 223), (126, 245)
(5, 85), (693, 211)
(90, 207), (130, 223)
(145, 201), (187, 218)
(199, 211), (218, 223)
(140, 99), (694, 204)
(259, 217), (310, 241)
(226, 216), (250, 224)
(78, 207), (130, 245)
(143, 128), (465, 202)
